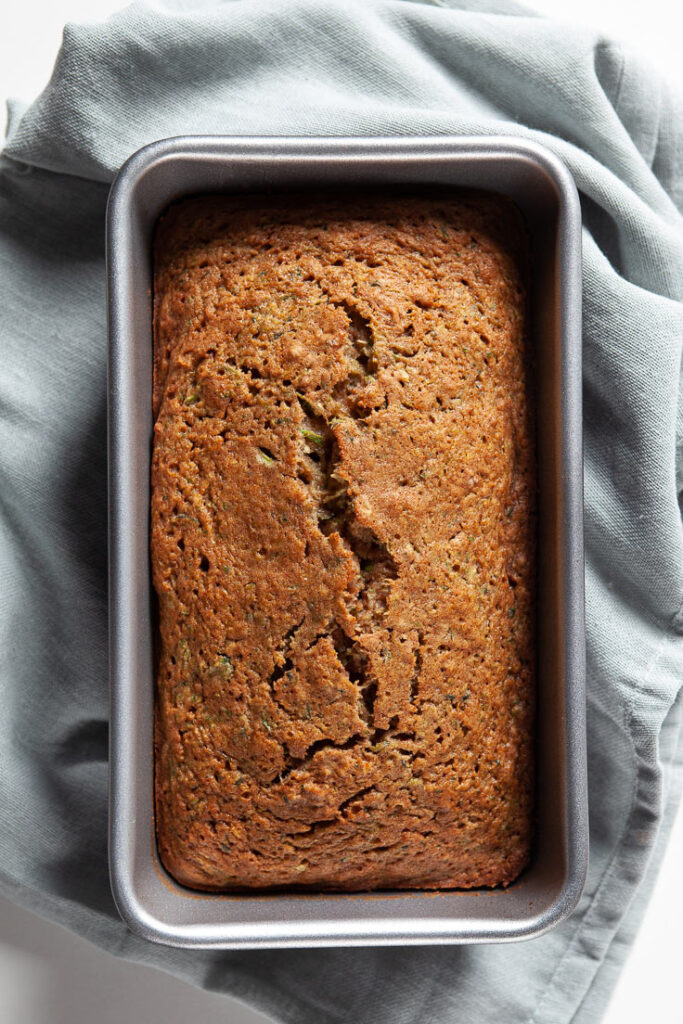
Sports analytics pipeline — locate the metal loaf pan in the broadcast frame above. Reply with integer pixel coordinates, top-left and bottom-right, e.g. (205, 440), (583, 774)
(107, 135), (587, 948)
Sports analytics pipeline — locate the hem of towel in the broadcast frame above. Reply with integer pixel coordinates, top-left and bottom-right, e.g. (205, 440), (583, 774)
(572, 684), (683, 1022)
(526, 635), (683, 1024)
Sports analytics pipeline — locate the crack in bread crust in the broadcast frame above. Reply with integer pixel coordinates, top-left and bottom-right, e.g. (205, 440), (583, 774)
(151, 192), (535, 892)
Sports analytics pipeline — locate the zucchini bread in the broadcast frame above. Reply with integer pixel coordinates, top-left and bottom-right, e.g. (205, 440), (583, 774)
(152, 193), (535, 891)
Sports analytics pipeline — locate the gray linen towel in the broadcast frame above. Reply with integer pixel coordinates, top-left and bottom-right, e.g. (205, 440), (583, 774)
(1, 1), (682, 1021)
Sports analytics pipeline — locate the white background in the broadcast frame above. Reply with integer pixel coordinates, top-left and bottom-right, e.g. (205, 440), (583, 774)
(1, 2), (681, 1023)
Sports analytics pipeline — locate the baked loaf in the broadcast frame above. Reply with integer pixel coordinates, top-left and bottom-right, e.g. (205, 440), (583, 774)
(152, 193), (534, 892)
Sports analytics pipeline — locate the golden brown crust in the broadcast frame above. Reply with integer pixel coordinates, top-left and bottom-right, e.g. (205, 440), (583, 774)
(151, 193), (535, 892)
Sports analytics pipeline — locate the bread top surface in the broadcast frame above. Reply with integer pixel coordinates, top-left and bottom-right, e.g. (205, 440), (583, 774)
(151, 193), (535, 891)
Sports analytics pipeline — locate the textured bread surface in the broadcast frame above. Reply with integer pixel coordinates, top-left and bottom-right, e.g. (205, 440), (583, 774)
(152, 193), (535, 892)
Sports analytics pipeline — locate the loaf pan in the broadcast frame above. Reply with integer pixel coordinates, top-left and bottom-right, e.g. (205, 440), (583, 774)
(107, 135), (587, 948)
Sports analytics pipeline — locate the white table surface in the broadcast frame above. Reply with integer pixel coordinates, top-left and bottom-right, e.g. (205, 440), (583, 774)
(1, 2), (681, 1022)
